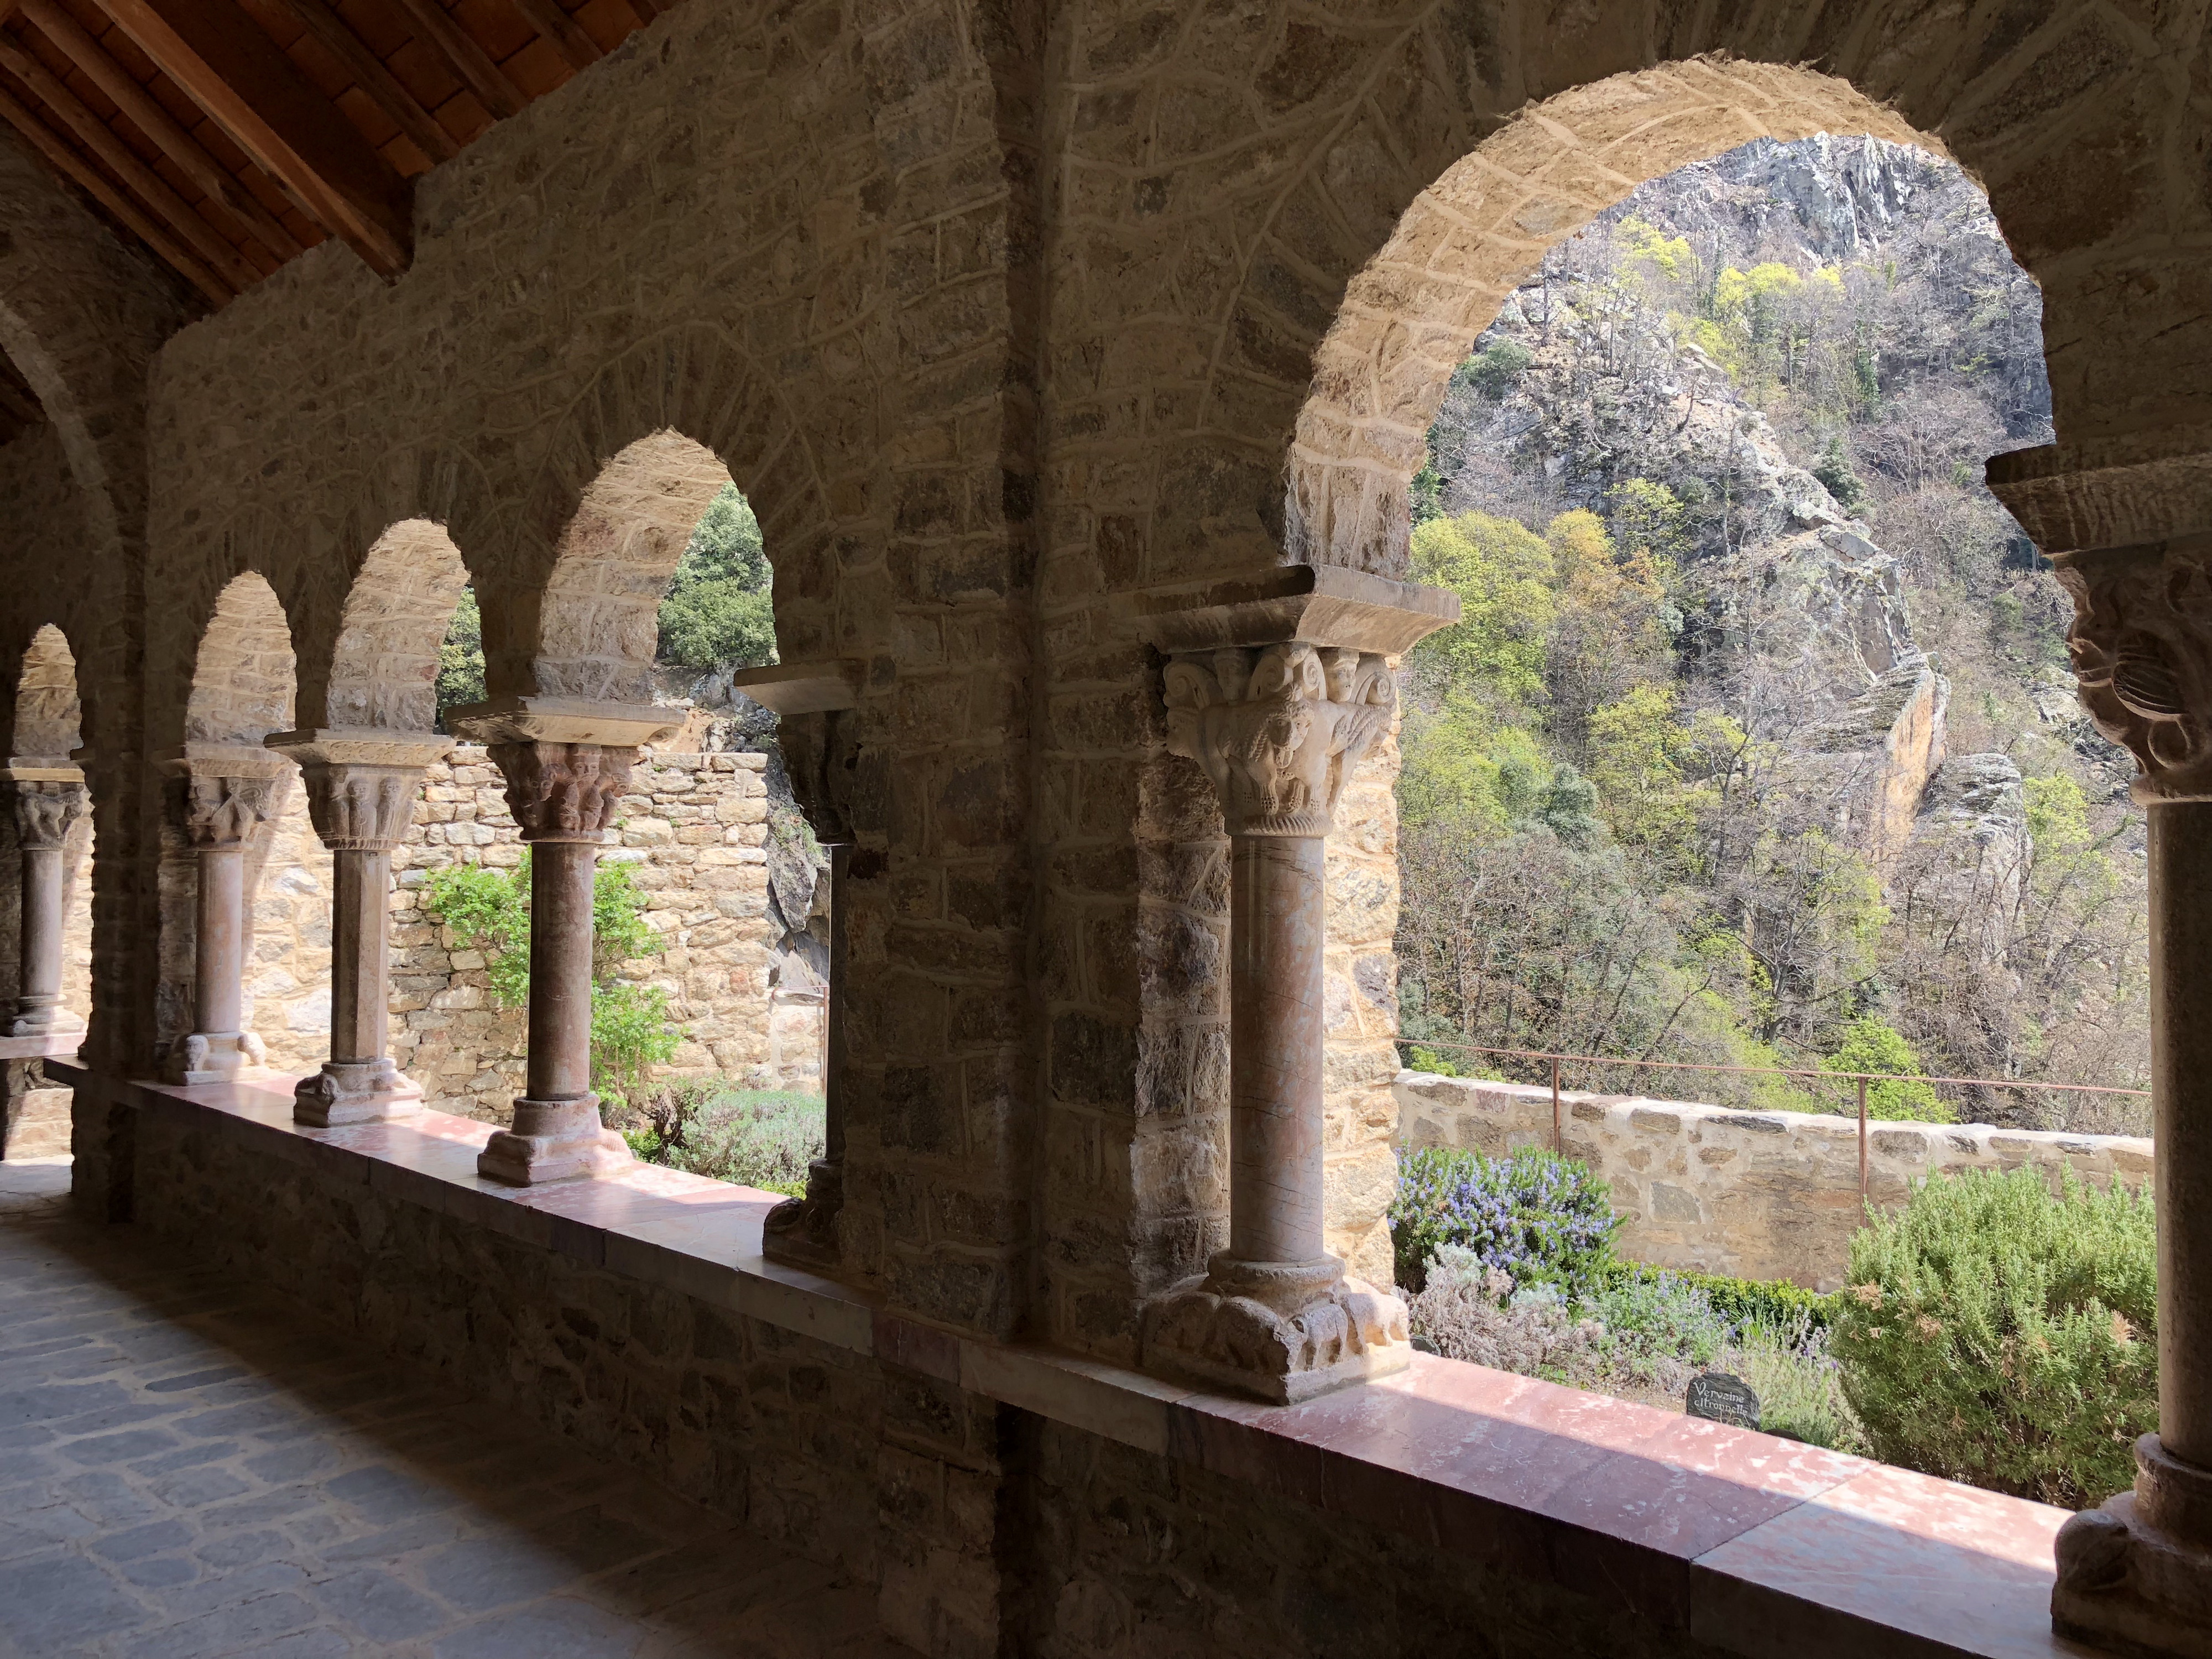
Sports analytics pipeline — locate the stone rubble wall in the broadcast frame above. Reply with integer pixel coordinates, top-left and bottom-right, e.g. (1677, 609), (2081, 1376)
(1394, 1070), (2154, 1290)
(227, 745), (821, 1122)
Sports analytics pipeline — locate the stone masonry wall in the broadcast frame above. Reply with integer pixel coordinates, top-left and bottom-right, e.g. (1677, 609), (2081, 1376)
(1395, 1071), (2155, 1291)
(216, 744), (821, 1121)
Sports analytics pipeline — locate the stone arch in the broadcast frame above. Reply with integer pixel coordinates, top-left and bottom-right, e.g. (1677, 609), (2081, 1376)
(489, 326), (836, 698)
(312, 520), (472, 731)
(533, 431), (734, 703)
(11, 623), (82, 764)
(1283, 62), (1937, 576)
(184, 572), (296, 744)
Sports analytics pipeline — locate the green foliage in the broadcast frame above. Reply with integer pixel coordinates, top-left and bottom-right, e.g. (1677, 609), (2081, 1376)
(420, 854), (683, 1112)
(1820, 1016), (1950, 1121)
(656, 484), (778, 670)
(1598, 1260), (1834, 1333)
(1603, 477), (1689, 567)
(436, 587), (486, 714)
(1812, 433), (1867, 512)
(621, 1082), (825, 1193)
(1408, 510), (1556, 703)
(1465, 338), (1532, 400)
(1831, 1166), (2157, 1505)
(1390, 1145), (1619, 1293)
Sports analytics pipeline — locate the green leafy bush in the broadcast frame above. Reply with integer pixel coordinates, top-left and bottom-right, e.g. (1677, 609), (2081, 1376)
(1830, 1165), (2156, 1506)
(436, 586), (487, 714)
(421, 854), (684, 1112)
(655, 484), (777, 670)
(1820, 1016), (1950, 1121)
(1598, 1261), (1834, 1332)
(1390, 1146), (1618, 1293)
(618, 1083), (823, 1194)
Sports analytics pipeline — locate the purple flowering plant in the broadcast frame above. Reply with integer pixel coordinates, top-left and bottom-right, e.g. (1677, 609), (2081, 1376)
(1391, 1145), (1619, 1293)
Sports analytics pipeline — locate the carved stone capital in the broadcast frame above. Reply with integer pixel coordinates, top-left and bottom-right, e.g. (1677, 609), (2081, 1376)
(484, 740), (634, 843)
(179, 773), (277, 850)
(298, 764), (425, 852)
(1163, 642), (1395, 836)
(7, 779), (86, 849)
(2054, 542), (2212, 802)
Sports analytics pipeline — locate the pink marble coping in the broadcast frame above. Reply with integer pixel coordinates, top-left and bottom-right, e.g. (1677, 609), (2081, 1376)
(0, 1029), (85, 1063)
(51, 1066), (2081, 1659)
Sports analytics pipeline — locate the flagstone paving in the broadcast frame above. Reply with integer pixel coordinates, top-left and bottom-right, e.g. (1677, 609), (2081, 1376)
(0, 1157), (911, 1659)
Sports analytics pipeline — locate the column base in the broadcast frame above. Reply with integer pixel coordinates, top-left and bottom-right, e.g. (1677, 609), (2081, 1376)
(1140, 1252), (1413, 1405)
(163, 1031), (268, 1086)
(477, 1095), (632, 1185)
(294, 1060), (424, 1128)
(8, 999), (83, 1040)
(2054, 1436), (2212, 1658)
(761, 1157), (842, 1270)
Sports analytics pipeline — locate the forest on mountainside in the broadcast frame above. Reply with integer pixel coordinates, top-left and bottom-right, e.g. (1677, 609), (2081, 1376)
(1395, 137), (2150, 1133)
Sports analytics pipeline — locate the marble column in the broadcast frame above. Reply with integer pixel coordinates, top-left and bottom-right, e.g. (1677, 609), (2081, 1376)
(2034, 538), (2212, 1654)
(158, 746), (288, 1084)
(265, 731), (451, 1125)
(3, 768), (86, 1037)
(1135, 569), (1457, 1404)
(447, 698), (676, 1185)
(729, 662), (860, 1270)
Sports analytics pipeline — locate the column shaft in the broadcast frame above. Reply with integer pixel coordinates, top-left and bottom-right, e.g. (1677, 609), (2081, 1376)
(2151, 801), (2212, 1469)
(195, 844), (243, 1037)
(1227, 833), (1328, 1266)
(328, 849), (389, 1066)
(525, 839), (598, 1104)
(15, 843), (64, 1027)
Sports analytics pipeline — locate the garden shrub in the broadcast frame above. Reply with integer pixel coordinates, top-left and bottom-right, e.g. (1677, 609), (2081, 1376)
(1830, 1165), (2156, 1506)
(1598, 1261), (1834, 1332)
(1390, 1145), (1618, 1292)
(618, 1082), (824, 1195)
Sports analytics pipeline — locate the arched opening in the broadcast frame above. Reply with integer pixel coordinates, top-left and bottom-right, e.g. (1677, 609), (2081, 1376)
(316, 519), (473, 732)
(415, 431), (821, 1191)
(0, 624), (89, 1161)
(1277, 65), (2155, 1494)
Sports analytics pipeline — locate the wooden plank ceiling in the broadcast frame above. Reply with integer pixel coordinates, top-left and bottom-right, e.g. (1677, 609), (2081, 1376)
(0, 0), (666, 311)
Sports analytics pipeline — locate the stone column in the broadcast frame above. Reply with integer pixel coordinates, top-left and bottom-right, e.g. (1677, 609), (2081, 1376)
(446, 698), (676, 1185)
(157, 745), (288, 1084)
(1135, 568), (1457, 1404)
(730, 660), (861, 1272)
(1989, 441), (2212, 1656)
(3, 766), (87, 1037)
(265, 731), (451, 1125)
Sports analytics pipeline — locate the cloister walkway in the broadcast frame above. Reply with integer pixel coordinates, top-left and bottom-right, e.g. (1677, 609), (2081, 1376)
(0, 1157), (913, 1659)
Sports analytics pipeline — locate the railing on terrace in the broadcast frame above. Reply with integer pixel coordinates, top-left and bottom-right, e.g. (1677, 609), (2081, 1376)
(1403, 1038), (2152, 1198)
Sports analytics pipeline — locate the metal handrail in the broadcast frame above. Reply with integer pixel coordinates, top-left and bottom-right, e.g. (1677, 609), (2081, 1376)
(1403, 1036), (2151, 1198)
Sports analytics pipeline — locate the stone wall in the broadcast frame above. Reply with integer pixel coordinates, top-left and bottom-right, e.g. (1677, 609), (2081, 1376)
(217, 744), (825, 1120)
(1394, 1070), (2155, 1291)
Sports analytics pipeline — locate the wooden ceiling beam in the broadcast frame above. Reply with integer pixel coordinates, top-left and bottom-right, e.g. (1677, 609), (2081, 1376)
(0, 38), (262, 290)
(16, 0), (304, 262)
(89, 0), (411, 276)
(509, 0), (598, 71)
(0, 82), (229, 302)
(388, 0), (522, 120)
(272, 0), (456, 164)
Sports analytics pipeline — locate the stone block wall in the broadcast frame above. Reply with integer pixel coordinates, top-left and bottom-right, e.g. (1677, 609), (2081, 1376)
(1394, 1071), (2155, 1290)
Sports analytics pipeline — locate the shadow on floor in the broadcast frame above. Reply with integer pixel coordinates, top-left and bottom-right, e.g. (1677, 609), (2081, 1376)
(0, 1157), (912, 1659)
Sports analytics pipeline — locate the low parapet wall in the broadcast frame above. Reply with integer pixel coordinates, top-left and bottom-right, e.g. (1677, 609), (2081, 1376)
(1393, 1071), (2154, 1290)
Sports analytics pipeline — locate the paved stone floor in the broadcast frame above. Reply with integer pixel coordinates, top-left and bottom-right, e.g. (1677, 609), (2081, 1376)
(0, 1157), (914, 1659)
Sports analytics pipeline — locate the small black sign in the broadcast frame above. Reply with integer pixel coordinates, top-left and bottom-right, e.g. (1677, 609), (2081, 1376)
(1686, 1372), (1761, 1429)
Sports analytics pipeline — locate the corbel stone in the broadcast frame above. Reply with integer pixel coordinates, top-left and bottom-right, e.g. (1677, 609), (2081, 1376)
(1133, 565), (1459, 1404)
